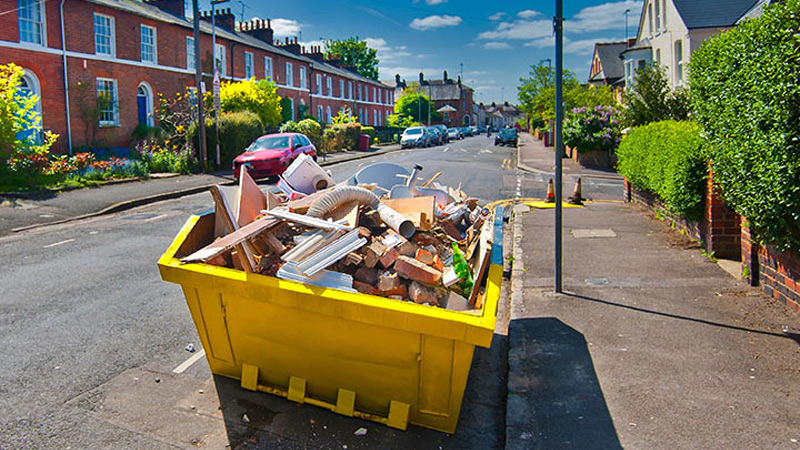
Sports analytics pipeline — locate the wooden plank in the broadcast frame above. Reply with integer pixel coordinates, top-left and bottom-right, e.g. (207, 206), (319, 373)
(209, 185), (257, 272)
(213, 185), (239, 238)
(381, 196), (436, 230)
(286, 187), (333, 214)
(421, 171), (442, 188)
(236, 166), (267, 227)
(182, 214), (281, 263)
(469, 217), (495, 307)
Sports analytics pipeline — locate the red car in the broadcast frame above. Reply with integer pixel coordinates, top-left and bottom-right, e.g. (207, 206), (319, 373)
(232, 133), (318, 180)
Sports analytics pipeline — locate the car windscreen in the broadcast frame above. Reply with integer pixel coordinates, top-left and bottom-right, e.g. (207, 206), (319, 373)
(500, 129), (517, 136)
(249, 136), (290, 151)
(404, 128), (422, 135)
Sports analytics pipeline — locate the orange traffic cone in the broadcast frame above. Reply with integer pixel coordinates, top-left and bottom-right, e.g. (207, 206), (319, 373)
(545, 178), (555, 203)
(568, 177), (584, 205)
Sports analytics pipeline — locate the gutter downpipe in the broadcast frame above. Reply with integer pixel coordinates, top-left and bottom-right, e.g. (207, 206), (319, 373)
(60, 0), (73, 155)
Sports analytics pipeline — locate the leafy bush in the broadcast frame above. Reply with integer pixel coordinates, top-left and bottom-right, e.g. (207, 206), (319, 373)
(616, 120), (708, 219)
(297, 119), (322, 151)
(333, 122), (361, 150)
(188, 111), (263, 168)
(622, 65), (691, 127)
(361, 126), (375, 140)
(689, 0), (800, 250)
(279, 120), (300, 133)
(207, 79), (281, 128)
(563, 105), (622, 153)
(323, 127), (344, 153)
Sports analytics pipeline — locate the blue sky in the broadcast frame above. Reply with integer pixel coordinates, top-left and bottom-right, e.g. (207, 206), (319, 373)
(199, 0), (643, 105)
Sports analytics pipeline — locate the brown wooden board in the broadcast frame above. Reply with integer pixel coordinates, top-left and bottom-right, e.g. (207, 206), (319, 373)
(236, 167), (267, 227)
(382, 196), (436, 230)
(209, 185), (257, 272)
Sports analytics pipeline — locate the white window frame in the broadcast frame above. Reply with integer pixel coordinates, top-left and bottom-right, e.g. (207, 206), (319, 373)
(326, 106), (332, 124)
(315, 73), (322, 94)
(264, 56), (273, 80)
(317, 105), (323, 122)
(675, 40), (684, 84)
(140, 25), (157, 64)
(215, 43), (226, 76)
(286, 62), (293, 86)
(339, 80), (344, 98)
(373, 110), (377, 126)
(244, 51), (254, 79)
(662, 0), (667, 28)
(326, 77), (332, 96)
(186, 36), (195, 70)
(299, 66), (307, 89)
(96, 77), (119, 127)
(289, 97), (295, 120)
(18, 0), (46, 46)
(94, 13), (115, 57)
(373, 87), (377, 103)
(358, 85), (363, 101)
(348, 82), (353, 99)
(655, 0), (661, 33)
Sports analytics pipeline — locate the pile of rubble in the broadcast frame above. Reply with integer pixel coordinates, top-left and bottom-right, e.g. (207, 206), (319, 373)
(182, 154), (497, 311)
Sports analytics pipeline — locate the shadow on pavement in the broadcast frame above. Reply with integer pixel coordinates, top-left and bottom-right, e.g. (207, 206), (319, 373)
(565, 292), (800, 347)
(507, 317), (622, 450)
(212, 333), (508, 450)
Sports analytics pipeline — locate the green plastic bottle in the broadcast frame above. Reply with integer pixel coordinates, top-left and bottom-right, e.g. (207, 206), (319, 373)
(451, 242), (474, 292)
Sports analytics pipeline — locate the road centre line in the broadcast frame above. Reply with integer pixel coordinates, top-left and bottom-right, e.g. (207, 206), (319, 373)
(144, 214), (169, 222)
(173, 349), (206, 374)
(43, 239), (75, 248)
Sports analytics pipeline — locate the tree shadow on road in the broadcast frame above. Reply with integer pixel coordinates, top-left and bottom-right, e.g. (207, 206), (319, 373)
(506, 317), (622, 450)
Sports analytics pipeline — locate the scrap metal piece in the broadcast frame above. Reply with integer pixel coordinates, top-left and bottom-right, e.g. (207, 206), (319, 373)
(296, 228), (368, 276)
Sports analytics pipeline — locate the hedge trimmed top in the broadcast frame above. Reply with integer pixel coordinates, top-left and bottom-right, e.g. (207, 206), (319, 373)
(689, 0), (800, 250)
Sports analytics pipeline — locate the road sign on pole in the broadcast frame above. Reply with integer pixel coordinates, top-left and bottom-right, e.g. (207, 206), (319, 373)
(213, 71), (221, 112)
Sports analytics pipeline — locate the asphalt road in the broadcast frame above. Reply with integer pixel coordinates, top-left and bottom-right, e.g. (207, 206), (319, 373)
(0, 135), (553, 449)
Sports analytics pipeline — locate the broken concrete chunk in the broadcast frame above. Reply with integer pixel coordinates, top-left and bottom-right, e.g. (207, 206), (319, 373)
(395, 256), (442, 286)
(397, 240), (417, 257)
(378, 271), (401, 292)
(409, 281), (442, 305)
(443, 291), (471, 311)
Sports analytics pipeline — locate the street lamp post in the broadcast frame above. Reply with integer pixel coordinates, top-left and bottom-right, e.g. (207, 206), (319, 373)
(211, 0), (230, 169)
(191, 0), (206, 172)
(554, 0), (564, 293)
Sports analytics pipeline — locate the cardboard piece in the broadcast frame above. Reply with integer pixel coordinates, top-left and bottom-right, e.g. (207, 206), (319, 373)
(382, 196), (436, 231)
(209, 185), (257, 272)
(236, 166), (267, 227)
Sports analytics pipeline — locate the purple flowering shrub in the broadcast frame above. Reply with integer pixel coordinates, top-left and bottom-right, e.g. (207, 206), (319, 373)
(563, 105), (622, 153)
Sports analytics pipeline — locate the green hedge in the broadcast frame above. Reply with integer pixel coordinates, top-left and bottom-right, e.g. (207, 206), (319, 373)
(188, 111), (263, 168)
(689, 0), (800, 250)
(616, 120), (708, 219)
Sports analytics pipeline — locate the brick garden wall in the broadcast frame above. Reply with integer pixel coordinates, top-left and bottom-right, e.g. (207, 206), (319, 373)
(741, 223), (800, 314)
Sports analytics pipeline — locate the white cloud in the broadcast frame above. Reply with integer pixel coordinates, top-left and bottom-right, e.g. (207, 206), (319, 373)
(410, 15), (462, 30)
(365, 37), (413, 64)
(425, 0), (447, 4)
(268, 18), (302, 38)
(477, 19), (552, 40)
(570, 0), (643, 33)
(488, 12), (506, 21)
(517, 9), (540, 19)
(483, 42), (512, 50)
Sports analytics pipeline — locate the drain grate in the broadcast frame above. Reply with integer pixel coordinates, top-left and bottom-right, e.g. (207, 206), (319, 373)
(571, 229), (617, 238)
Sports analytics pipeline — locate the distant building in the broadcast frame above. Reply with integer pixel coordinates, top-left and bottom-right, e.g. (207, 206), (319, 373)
(480, 102), (522, 129)
(623, 0), (761, 90)
(391, 71), (475, 126)
(587, 41), (629, 88)
(0, 0), (394, 152)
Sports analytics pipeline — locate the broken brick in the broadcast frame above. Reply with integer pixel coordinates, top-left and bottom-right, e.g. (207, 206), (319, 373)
(354, 267), (378, 285)
(415, 248), (434, 265)
(409, 281), (441, 305)
(344, 252), (363, 266)
(364, 241), (387, 268)
(430, 254), (444, 272)
(383, 283), (408, 298)
(354, 281), (381, 296)
(379, 247), (400, 268)
(397, 240), (417, 257)
(394, 256), (442, 286)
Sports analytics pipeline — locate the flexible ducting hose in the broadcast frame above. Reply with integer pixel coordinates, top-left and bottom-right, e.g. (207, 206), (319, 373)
(305, 186), (416, 238)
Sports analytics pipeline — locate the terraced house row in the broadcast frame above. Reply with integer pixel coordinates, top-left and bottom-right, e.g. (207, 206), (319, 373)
(0, 0), (395, 153)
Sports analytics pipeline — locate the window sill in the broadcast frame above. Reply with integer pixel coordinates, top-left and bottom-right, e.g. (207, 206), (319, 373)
(99, 122), (120, 128)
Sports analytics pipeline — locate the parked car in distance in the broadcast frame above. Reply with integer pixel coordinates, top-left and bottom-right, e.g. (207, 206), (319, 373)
(459, 126), (472, 137)
(428, 127), (444, 146)
(431, 124), (450, 143)
(494, 127), (519, 147)
(232, 133), (317, 180)
(447, 127), (462, 140)
(401, 126), (429, 148)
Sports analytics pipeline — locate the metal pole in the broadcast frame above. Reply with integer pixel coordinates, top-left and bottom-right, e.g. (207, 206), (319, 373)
(624, 9), (630, 43)
(554, 0), (564, 293)
(192, 0), (207, 173)
(427, 84), (431, 127)
(212, 2), (220, 169)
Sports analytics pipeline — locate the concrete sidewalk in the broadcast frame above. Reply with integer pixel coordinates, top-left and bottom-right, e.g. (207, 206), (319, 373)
(506, 201), (800, 449)
(516, 133), (623, 181)
(0, 144), (401, 237)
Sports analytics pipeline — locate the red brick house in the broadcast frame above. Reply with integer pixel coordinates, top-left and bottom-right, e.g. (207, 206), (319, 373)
(0, 0), (394, 153)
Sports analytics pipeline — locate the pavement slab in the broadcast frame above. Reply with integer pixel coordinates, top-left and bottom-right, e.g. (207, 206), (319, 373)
(507, 202), (800, 449)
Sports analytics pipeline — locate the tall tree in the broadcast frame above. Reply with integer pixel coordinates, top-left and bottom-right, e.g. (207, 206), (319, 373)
(325, 37), (380, 80)
(518, 62), (614, 123)
(394, 93), (441, 124)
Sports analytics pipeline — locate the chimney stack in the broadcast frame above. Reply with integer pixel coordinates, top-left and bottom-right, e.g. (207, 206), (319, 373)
(303, 45), (325, 61)
(443, 70), (448, 82)
(277, 36), (302, 54)
(239, 18), (274, 43)
(146, 0), (185, 18)
(200, 7), (235, 32)
(419, 72), (425, 85)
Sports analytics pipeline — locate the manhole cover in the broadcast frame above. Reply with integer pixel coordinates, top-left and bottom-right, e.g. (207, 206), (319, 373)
(571, 229), (617, 238)
(585, 278), (610, 286)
